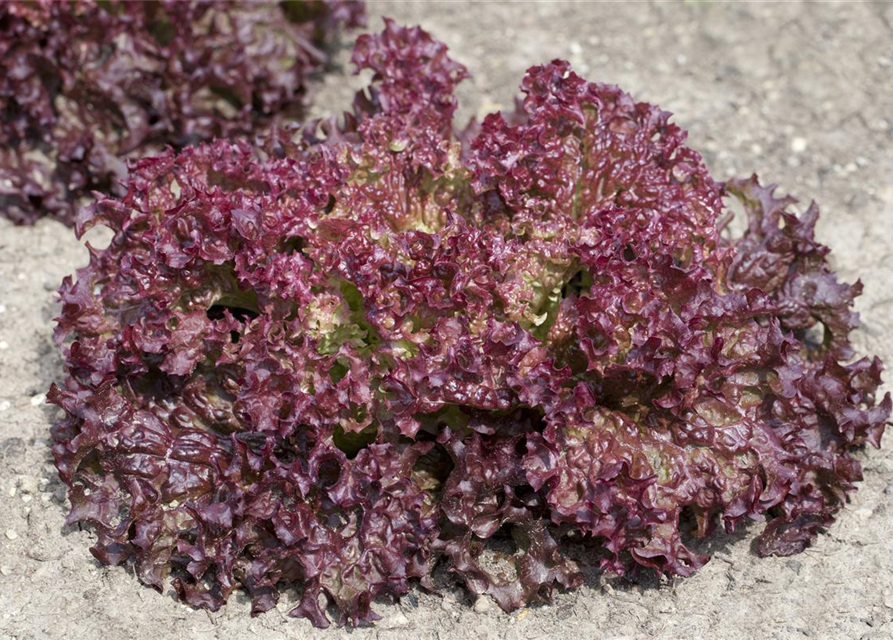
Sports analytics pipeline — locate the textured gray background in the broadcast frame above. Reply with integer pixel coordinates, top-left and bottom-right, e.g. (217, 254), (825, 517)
(2, 2), (893, 639)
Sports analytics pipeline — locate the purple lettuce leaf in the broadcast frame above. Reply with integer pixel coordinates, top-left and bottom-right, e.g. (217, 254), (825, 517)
(0, 0), (364, 226)
(50, 19), (890, 627)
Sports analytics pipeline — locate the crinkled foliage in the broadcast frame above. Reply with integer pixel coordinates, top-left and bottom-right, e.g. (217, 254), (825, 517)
(51, 19), (890, 627)
(0, 0), (364, 226)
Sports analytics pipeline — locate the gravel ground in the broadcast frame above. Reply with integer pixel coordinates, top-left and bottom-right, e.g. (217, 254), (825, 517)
(2, 2), (893, 639)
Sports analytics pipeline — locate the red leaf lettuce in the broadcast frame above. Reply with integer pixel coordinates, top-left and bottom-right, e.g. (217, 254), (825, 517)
(50, 19), (891, 627)
(0, 0), (364, 225)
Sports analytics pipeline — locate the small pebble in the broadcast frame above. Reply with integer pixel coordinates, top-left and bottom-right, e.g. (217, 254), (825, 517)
(569, 41), (582, 56)
(18, 476), (39, 494)
(790, 137), (808, 153)
(0, 341), (8, 350)
(7, 486), (15, 498)
(30, 393), (46, 407)
(5, 529), (18, 540)
(876, 460), (893, 473)
(474, 596), (493, 613)
(855, 507), (873, 520)
(0, 304), (6, 314)
(884, 485), (893, 495)
(379, 612), (409, 629)
(0, 400), (10, 412)
(0, 566), (10, 576)
(402, 593), (418, 609)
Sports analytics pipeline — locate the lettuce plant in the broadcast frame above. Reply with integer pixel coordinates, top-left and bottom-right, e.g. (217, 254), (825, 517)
(50, 20), (890, 627)
(0, 0), (364, 225)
